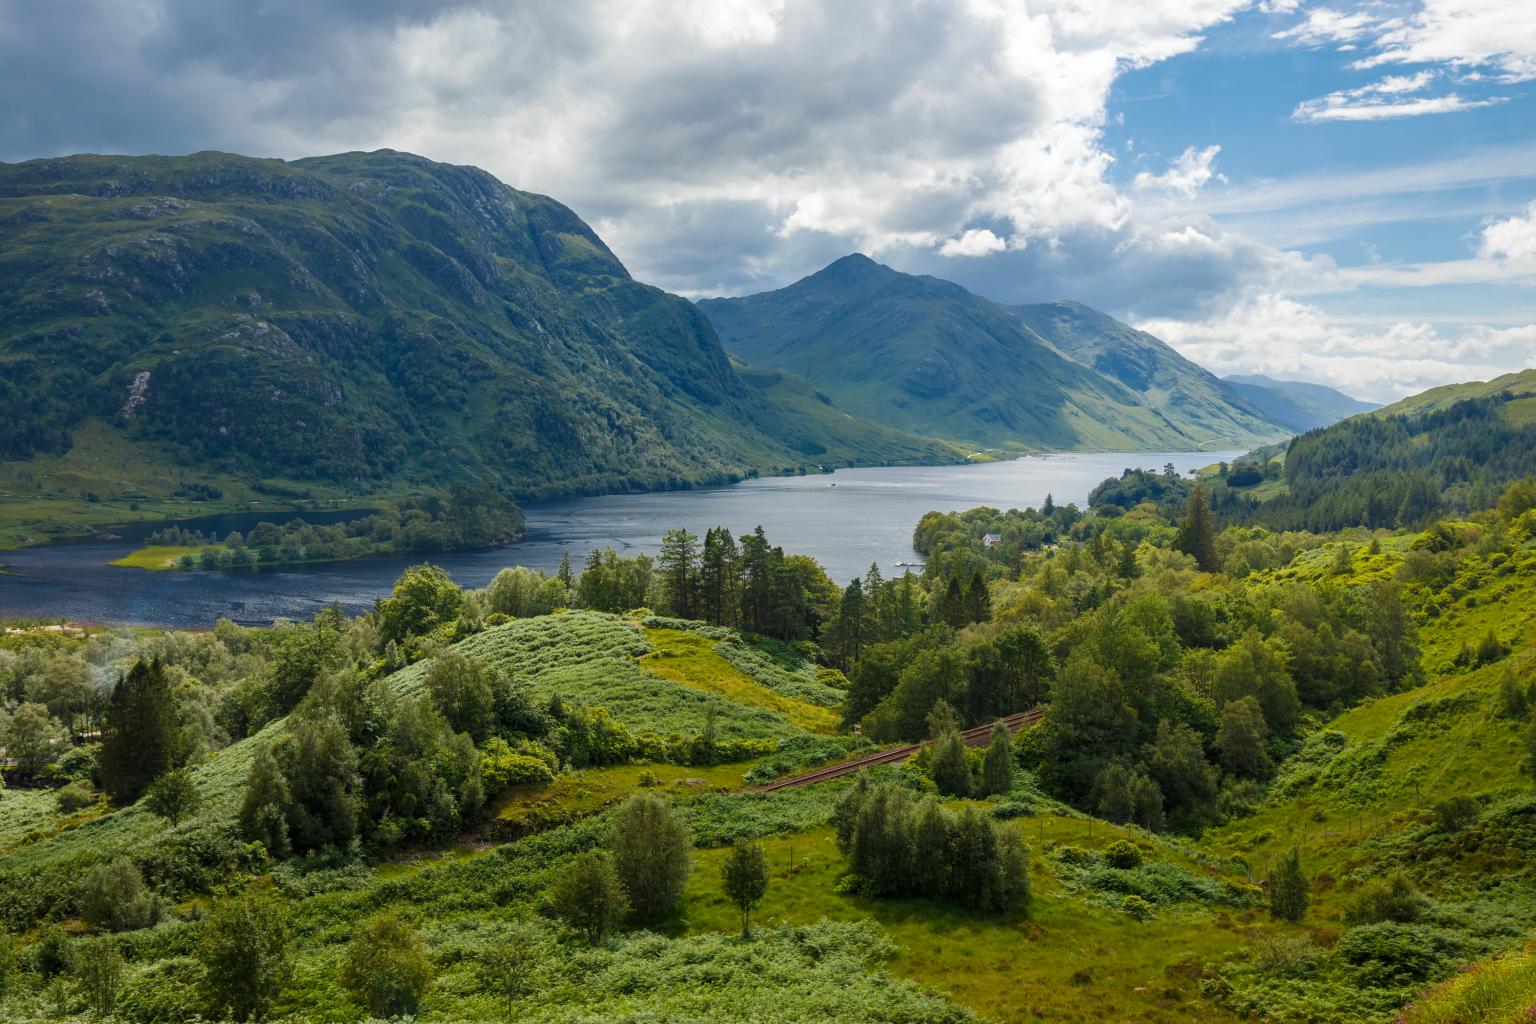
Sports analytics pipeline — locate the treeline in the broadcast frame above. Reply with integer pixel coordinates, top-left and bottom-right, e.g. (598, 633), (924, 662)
(147, 484), (523, 568)
(833, 778), (1031, 912)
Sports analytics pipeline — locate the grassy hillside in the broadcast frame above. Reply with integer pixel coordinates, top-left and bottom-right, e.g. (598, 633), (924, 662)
(699, 254), (1288, 452)
(1373, 369), (1536, 420)
(6, 493), (1536, 1022)
(1010, 300), (1284, 448)
(0, 151), (952, 541)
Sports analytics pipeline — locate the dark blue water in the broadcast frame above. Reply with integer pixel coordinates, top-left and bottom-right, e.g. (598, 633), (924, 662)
(0, 452), (1241, 628)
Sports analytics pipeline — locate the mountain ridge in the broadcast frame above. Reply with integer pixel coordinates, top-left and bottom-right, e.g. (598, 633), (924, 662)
(1222, 373), (1378, 432)
(699, 254), (1289, 451)
(0, 151), (953, 514)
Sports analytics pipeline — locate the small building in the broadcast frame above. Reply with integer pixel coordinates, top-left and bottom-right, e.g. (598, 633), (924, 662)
(982, 533), (1002, 547)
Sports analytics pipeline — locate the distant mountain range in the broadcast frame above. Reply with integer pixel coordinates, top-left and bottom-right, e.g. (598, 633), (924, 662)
(0, 151), (949, 503)
(1221, 374), (1378, 433)
(0, 149), (1382, 517)
(699, 255), (1289, 451)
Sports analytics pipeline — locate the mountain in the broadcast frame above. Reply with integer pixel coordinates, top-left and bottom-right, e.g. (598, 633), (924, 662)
(698, 255), (1287, 451)
(1007, 300), (1285, 447)
(1221, 373), (1378, 432)
(0, 151), (951, 507)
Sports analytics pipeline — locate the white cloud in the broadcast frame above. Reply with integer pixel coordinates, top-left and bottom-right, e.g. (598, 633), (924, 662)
(1480, 202), (1536, 262)
(1272, 7), (1375, 46)
(1294, 90), (1505, 121)
(1276, 0), (1536, 123)
(1356, 0), (1536, 82)
(1258, 0), (1303, 13)
(939, 228), (1009, 258)
(1133, 144), (1225, 196)
(1138, 294), (1533, 401)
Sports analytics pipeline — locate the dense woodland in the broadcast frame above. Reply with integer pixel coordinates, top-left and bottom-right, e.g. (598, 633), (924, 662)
(142, 486), (523, 569)
(4, 446), (1536, 1021)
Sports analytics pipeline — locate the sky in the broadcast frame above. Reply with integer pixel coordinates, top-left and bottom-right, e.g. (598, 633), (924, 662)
(2, 0), (1533, 402)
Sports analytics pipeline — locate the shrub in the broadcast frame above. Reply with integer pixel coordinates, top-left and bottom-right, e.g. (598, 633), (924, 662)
(199, 885), (291, 1022)
(79, 857), (159, 933)
(30, 924), (74, 978)
(1432, 795), (1479, 834)
(480, 737), (557, 790)
(54, 779), (98, 813)
(1122, 894), (1153, 920)
(1104, 840), (1143, 870)
(1267, 848), (1309, 923)
(1250, 932), (1322, 979)
(1343, 873), (1422, 926)
(545, 851), (629, 943)
(339, 910), (433, 1018)
(1335, 922), (1461, 988)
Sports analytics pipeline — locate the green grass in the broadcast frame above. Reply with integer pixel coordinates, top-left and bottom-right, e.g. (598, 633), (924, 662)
(641, 628), (842, 733)
(490, 760), (755, 833)
(108, 543), (222, 569)
(387, 612), (813, 742)
(1400, 944), (1536, 1023)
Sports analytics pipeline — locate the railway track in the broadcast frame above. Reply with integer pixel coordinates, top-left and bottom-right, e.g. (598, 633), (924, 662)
(756, 707), (1046, 791)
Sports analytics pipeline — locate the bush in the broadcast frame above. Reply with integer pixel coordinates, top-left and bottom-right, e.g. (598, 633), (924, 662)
(1433, 795), (1479, 834)
(54, 779), (98, 813)
(339, 910), (433, 1018)
(1103, 840), (1143, 870)
(1335, 922), (1461, 988)
(545, 851), (629, 942)
(30, 924), (74, 978)
(79, 857), (160, 933)
(1122, 894), (1153, 920)
(480, 737), (557, 790)
(1343, 873), (1422, 926)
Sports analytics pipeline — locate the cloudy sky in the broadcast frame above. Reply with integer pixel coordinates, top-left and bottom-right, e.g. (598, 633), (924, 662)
(3, 0), (1534, 401)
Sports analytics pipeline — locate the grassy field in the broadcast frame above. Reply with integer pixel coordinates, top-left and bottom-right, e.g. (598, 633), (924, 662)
(108, 544), (221, 569)
(641, 628), (842, 733)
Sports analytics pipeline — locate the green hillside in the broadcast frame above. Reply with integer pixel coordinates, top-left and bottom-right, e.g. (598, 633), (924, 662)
(699, 255), (1288, 451)
(1372, 368), (1536, 421)
(1223, 373), (1378, 432)
(0, 151), (951, 536)
(6, 472), (1536, 1023)
(1010, 301), (1285, 447)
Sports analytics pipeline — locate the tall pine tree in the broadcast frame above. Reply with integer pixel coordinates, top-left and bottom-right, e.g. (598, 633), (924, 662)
(99, 659), (180, 805)
(1177, 484), (1221, 573)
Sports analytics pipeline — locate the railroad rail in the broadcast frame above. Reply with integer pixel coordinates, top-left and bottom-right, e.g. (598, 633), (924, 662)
(756, 707), (1046, 791)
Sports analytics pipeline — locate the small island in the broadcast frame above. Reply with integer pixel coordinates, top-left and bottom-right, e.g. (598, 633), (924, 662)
(110, 486), (523, 571)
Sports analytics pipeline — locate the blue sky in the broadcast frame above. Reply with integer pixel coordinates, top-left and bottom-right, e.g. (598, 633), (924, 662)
(1, 0), (1532, 400)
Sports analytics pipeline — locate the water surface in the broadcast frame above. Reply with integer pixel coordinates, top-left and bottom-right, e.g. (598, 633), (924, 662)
(0, 451), (1240, 628)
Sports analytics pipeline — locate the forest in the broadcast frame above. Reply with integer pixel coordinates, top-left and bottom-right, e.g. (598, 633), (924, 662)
(120, 486), (524, 571)
(3, 462), (1536, 1022)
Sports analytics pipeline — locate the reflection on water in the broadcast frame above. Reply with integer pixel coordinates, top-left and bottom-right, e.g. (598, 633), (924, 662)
(0, 451), (1243, 628)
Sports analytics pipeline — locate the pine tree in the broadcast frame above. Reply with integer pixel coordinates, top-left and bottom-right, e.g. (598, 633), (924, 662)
(931, 729), (972, 797)
(911, 800), (954, 898)
(99, 659), (180, 804)
(968, 569), (991, 624)
(556, 550), (574, 589)
(979, 720), (1014, 796)
(1268, 847), (1310, 922)
(657, 529), (700, 618)
(1177, 484), (1221, 572)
